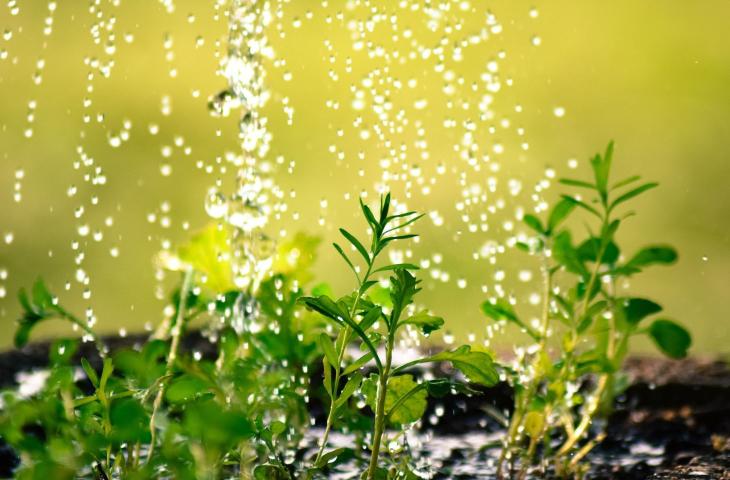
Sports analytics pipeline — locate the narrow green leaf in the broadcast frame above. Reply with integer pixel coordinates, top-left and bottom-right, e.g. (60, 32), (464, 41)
(523, 214), (544, 234)
(342, 352), (374, 375)
(339, 228), (370, 265)
(333, 242), (359, 280)
(81, 358), (99, 388)
(610, 182), (658, 212)
(334, 372), (363, 408)
(322, 357), (333, 398)
(99, 357), (114, 393)
(481, 299), (540, 340)
(360, 198), (380, 233)
(611, 175), (641, 190)
(384, 213), (425, 234)
(319, 333), (340, 369)
(648, 319), (691, 359)
(547, 198), (577, 233)
(395, 345), (499, 386)
(559, 178), (596, 190)
(372, 263), (420, 274)
(560, 194), (602, 219)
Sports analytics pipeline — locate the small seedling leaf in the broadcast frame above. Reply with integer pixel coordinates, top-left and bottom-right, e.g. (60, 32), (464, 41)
(648, 319), (691, 359)
(319, 333), (340, 369)
(398, 310), (445, 334)
(620, 298), (662, 325)
(547, 198), (577, 233)
(523, 214), (544, 234)
(81, 358), (99, 389)
(339, 228), (370, 265)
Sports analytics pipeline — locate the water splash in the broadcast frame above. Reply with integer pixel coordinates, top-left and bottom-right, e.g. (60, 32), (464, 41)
(207, 0), (282, 292)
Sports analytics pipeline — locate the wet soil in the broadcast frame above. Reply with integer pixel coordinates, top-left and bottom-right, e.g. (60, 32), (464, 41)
(1, 334), (728, 479)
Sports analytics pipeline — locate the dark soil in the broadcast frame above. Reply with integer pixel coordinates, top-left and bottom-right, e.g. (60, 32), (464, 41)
(1, 334), (728, 479)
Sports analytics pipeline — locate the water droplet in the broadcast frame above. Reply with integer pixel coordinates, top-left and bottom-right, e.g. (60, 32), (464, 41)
(205, 190), (228, 218)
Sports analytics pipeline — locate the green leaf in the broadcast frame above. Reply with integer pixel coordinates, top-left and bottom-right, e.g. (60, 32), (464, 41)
(577, 300), (609, 333)
(428, 345), (499, 386)
(560, 194), (602, 219)
(625, 246), (678, 270)
(360, 197), (379, 228)
(298, 295), (348, 325)
(372, 263), (420, 274)
(380, 193), (391, 224)
(591, 141), (613, 197)
(609, 182), (658, 212)
(547, 198), (577, 233)
(559, 178), (596, 190)
(339, 228), (370, 265)
(110, 398), (149, 443)
(648, 319), (691, 359)
(333, 242), (359, 280)
(389, 269), (421, 323)
(254, 464), (289, 480)
(334, 372), (363, 409)
(312, 447), (355, 469)
(50, 338), (79, 365)
(362, 374), (428, 425)
(577, 238), (620, 265)
(384, 213), (425, 234)
(319, 333), (340, 369)
(176, 224), (234, 292)
(81, 358), (99, 388)
(523, 214), (544, 234)
(31, 278), (53, 310)
(99, 357), (114, 393)
(343, 352), (374, 375)
(553, 231), (589, 276)
(322, 357), (333, 398)
(611, 175), (641, 190)
(523, 411), (545, 439)
(166, 375), (210, 403)
(620, 298), (662, 325)
(398, 310), (444, 334)
(481, 299), (539, 340)
(396, 345), (499, 386)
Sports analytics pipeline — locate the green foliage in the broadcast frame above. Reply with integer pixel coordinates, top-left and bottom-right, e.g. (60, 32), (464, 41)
(0, 165), (692, 480)
(488, 142), (692, 478)
(298, 193), (498, 479)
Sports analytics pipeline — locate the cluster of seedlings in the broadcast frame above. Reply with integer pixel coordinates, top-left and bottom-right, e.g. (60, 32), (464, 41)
(0, 144), (690, 479)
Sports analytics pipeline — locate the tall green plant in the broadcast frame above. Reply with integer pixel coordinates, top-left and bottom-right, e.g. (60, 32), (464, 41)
(485, 142), (691, 478)
(299, 193), (499, 479)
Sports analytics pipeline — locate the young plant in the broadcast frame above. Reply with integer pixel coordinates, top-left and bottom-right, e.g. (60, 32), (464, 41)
(299, 193), (499, 479)
(1, 228), (325, 479)
(485, 142), (691, 478)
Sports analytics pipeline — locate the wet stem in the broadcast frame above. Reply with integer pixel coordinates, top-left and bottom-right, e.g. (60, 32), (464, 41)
(366, 329), (394, 480)
(146, 268), (194, 464)
(498, 252), (554, 479)
(314, 261), (374, 465)
(555, 214), (614, 460)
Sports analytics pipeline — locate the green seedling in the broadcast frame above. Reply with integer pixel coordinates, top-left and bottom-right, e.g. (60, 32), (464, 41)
(299, 193), (499, 479)
(485, 142), (691, 478)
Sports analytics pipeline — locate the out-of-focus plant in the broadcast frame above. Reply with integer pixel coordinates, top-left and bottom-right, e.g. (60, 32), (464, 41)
(1, 227), (325, 479)
(485, 142), (692, 479)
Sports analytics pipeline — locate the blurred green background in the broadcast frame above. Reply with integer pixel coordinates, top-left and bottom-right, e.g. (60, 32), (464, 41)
(0, 1), (728, 353)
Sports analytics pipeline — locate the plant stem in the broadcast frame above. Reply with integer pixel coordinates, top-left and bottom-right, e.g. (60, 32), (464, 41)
(146, 268), (194, 464)
(314, 262), (374, 464)
(555, 215), (613, 460)
(366, 331), (393, 480)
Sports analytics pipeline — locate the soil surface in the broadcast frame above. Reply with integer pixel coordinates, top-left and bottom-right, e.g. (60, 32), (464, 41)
(1, 334), (728, 479)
